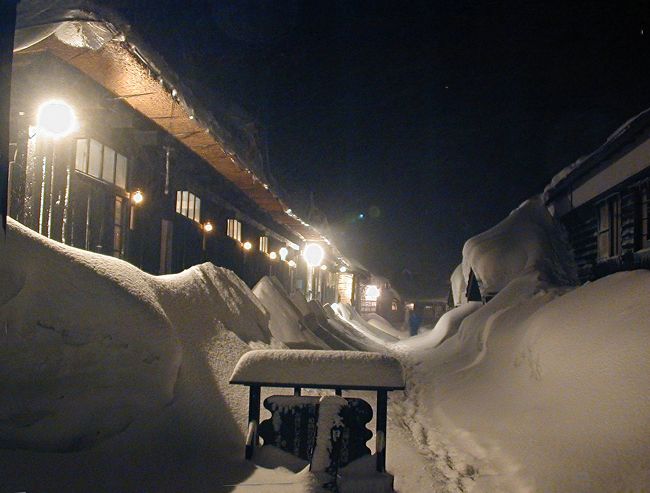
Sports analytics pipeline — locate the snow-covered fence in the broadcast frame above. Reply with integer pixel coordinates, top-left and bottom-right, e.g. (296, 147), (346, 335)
(230, 349), (405, 487)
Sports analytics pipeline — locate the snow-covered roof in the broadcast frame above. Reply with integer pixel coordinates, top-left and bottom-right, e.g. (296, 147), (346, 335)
(230, 349), (405, 390)
(544, 106), (650, 200)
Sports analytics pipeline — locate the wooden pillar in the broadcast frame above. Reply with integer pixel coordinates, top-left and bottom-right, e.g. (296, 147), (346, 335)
(0, 1), (18, 231)
(293, 386), (301, 396)
(376, 390), (388, 472)
(245, 385), (261, 459)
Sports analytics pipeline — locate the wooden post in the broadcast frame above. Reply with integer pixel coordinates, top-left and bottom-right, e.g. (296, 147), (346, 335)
(0, 0), (18, 231)
(293, 386), (301, 396)
(376, 390), (388, 472)
(245, 385), (261, 459)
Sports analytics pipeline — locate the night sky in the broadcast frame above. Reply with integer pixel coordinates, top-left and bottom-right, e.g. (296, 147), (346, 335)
(116, 0), (650, 297)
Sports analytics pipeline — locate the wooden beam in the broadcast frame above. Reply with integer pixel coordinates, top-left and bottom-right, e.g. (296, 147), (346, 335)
(0, 0), (18, 232)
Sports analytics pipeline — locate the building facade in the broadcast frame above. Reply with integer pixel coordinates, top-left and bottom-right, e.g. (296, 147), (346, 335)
(545, 110), (650, 282)
(5, 11), (385, 313)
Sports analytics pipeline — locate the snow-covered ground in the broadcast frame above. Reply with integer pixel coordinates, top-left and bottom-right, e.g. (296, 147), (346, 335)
(3, 189), (650, 492)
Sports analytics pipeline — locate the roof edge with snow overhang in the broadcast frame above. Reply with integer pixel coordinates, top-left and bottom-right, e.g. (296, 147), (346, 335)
(14, 3), (334, 245)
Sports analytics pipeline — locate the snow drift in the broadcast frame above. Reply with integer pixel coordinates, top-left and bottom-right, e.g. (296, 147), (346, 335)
(252, 276), (328, 349)
(462, 196), (577, 295)
(0, 219), (181, 451)
(0, 218), (275, 490)
(395, 196), (650, 491)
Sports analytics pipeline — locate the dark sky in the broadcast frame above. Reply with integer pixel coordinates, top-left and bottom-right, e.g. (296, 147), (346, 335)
(117, 0), (650, 297)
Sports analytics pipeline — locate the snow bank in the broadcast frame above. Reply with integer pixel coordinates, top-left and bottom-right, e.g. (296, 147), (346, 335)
(0, 218), (276, 490)
(253, 276), (327, 349)
(395, 301), (482, 352)
(462, 196), (577, 296)
(395, 194), (650, 490)
(0, 219), (181, 451)
(363, 313), (406, 340)
(230, 349), (405, 389)
(330, 303), (399, 345)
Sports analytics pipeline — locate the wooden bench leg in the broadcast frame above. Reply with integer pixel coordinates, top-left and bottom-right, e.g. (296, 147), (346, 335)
(245, 385), (260, 460)
(376, 390), (387, 472)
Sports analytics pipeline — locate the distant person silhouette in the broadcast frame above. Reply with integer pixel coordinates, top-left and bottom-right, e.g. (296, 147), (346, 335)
(409, 302), (423, 336)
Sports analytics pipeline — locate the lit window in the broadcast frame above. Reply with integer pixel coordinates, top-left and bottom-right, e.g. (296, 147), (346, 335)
(259, 236), (269, 253)
(227, 219), (242, 242)
(75, 138), (127, 189)
(88, 139), (103, 178)
(175, 190), (201, 223)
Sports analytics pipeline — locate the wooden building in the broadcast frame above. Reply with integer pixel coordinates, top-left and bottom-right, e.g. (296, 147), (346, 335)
(5, 7), (349, 303)
(545, 109), (650, 282)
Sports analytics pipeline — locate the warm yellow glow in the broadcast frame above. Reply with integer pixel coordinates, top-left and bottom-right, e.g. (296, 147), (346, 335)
(243, 241), (252, 251)
(365, 284), (381, 301)
(339, 266), (348, 273)
(269, 251), (278, 260)
(279, 247), (289, 261)
(203, 221), (213, 233)
(132, 190), (144, 205)
(320, 264), (328, 271)
(37, 100), (77, 138)
(288, 260), (297, 268)
(303, 243), (324, 267)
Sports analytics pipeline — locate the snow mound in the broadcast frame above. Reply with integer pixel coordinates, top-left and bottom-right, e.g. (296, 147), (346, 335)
(0, 219), (182, 451)
(363, 313), (406, 340)
(330, 303), (399, 344)
(403, 271), (650, 491)
(252, 276), (328, 349)
(462, 196), (577, 295)
(395, 302), (482, 352)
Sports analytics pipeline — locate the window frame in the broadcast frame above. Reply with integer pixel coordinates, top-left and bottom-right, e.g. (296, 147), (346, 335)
(596, 194), (622, 260)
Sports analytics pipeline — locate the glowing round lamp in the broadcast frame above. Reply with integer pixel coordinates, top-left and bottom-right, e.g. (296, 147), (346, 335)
(365, 285), (381, 301)
(303, 243), (324, 267)
(37, 100), (77, 138)
(203, 221), (213, 233)
(269, 252), (278, 260)
(132, 190), (144, 205)
(288, 260), (297, 268)
(339, 266), (348, 273)
(320, 264), (328, 271)
(279, 247), (289, 261)
(243, 241), (252, 251)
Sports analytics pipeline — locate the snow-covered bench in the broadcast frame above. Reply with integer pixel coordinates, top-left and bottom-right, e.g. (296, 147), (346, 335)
(229, 349), (405, 476)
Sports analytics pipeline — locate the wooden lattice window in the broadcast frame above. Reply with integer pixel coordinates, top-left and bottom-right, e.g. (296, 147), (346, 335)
(597, 195), (621, 260)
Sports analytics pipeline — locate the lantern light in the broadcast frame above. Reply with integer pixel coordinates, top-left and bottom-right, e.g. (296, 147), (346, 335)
(269, 251), (278, 260)
(37, 100), (77, 138)
(320, 264), (328, 271)
(132, 190), (144, 205)
(365, 285), (381, 301)
(303, 243), (324, 267)
(279, 247), (289, 261)
(243, 241), (252, 251)
(288, 260), (297, 268)
(339, 266), (348, 273)
(203, 221), (213, 233)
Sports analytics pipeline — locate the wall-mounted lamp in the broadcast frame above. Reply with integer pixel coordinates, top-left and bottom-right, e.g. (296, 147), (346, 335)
(37, 100), (78, 138)
(304, 243), (324, 267)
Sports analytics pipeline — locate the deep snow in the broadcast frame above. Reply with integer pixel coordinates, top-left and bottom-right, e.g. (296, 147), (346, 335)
(392, 198), (650, 491)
